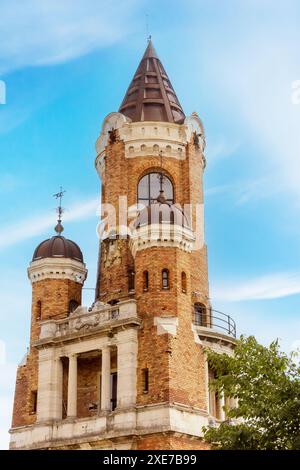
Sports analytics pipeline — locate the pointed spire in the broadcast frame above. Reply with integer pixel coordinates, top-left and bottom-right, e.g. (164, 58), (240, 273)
(119, 40), (185, 123)
(142, 38), (159, 60)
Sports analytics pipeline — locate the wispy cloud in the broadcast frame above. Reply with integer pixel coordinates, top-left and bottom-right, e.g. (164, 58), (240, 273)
(0, 0), (141, 75)
(206, 175), (281, 205)
(0, 197), (99, 249)
(212, 271), (300, 302)
(207, 37), (300, 200)
(234, 176), (282, 206)
(205, 138), (240, 165)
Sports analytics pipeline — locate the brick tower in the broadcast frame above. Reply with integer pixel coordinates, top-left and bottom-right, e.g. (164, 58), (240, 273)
(10, 41), (236, 450)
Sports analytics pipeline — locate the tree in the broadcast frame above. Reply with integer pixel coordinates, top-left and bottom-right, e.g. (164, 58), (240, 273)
(203, 335), (300, 450)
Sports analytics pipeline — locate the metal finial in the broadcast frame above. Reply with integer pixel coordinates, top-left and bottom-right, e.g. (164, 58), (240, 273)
(159, 150), (164, 191)
(53, 186), (66, 235)
(156, 150), (166, 203)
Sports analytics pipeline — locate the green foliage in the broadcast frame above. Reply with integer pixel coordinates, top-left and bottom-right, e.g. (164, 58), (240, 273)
(203, 335), (300, 450)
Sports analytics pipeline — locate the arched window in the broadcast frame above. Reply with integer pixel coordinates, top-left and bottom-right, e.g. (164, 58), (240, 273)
(194, 303), (207, 326)
(162, 269), (170, 289)
(68, 300), (79, 314)
(36, 300), (42, 321)
(143, 271), (149, 291)
(181, 272), (187, 293)
(138, 172), (174, 206)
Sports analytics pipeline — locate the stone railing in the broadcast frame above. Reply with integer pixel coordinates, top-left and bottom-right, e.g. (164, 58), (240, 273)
(39, 299), (138, 340)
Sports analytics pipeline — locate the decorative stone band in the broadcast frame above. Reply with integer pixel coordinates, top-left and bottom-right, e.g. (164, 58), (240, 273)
(27, 257), (88, 285)
(38, 299), (138, 343)
(95, 112), (206, 178)
(129, 223), (196, 257)
(9, 403), (210, 450)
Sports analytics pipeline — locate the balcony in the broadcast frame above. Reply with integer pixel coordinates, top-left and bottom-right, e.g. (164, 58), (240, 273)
(37, 299), (140, 344)
(193, 309), (236, 343)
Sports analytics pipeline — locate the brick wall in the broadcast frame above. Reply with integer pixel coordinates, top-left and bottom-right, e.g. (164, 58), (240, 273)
(11, 277), (83, 428)
(96, 130), (210, 414)
(136, 432), (210, 450)
(135, 246), (208, 409)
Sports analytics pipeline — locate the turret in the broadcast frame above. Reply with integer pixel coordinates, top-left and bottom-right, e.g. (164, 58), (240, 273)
(11, 197), (87, 429)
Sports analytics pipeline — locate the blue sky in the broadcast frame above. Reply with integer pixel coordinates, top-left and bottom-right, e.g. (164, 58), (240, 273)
(0, 0), (300, 449)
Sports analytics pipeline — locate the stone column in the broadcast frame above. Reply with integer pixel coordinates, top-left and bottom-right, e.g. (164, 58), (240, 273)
(101, 346), (111, 411)
(218, 392), (226, 421)
(204, 355), (210, 413)
(67, 354), (78, 417)
(116, 329), (138, 408)
(37, 349), (63, 422)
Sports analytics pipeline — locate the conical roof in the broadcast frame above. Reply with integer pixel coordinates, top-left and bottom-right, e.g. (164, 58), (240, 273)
(119, 40), (185, 123)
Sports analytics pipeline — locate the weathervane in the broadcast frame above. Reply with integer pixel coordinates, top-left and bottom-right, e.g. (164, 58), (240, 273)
(53, 186), (66, 235)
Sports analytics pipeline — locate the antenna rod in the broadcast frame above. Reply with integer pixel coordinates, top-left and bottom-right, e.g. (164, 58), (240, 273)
(146, 14), (151, 42)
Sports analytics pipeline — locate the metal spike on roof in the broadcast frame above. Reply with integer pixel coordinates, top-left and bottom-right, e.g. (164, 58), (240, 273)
(119, 40), (185, 123)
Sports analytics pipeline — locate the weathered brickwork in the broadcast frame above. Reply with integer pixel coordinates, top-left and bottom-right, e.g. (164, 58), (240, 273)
(11, 41), (218, 448)
(97, 134), (208, 304)
(11, 349), (38, 428)
(136, 433), (210, 450)
(11, 278), (83, 428)
(135, 246), (207, 409)
(47, 433), (210, 450)
(96, 131), (209, 415)
(77, 356), (101, 419)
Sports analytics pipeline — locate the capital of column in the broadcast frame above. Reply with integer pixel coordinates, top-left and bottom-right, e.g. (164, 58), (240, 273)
(68, 353), (78, 361)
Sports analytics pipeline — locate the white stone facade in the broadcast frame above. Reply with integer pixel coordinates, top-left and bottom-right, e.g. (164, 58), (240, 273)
(28, 257), (88, 285)
(10, 295), (236, 449)
(95, 112), (206, 179)
(10, 403), (210, 450)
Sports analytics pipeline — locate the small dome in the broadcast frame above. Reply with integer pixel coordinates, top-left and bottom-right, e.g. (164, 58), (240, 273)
(134, 200), (190, 229)
(32, 236), (84, 263)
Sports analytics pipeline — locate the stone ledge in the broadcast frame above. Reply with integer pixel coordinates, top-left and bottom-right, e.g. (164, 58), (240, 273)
(9, 403), (210, 450)
(195, 326), (237, 350)
(33, 317), (142, 348)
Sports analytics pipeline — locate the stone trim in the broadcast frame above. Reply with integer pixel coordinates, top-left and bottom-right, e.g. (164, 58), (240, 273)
(28, 257), (87, 285)
(9, 403), (210, 450)
(36, 299), (140, 346)
(95, 113), (206, 178)
(154, 316), (178, 336)
(129, 224), (195, 257)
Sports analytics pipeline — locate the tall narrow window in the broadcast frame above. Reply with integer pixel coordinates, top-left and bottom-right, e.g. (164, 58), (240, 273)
(162, 269), (169, 289)
(181, 272), (187, 293)
(128, 269), (135, 291)
(194, 303), (207, 326)
(110, 372), (117, 411)
(143, 271), (149, 291)
(68, 300), (79, 314)
(36, 301), (42, 321)
(30, 390), (38, 414)
(143, 368), (149, 393)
